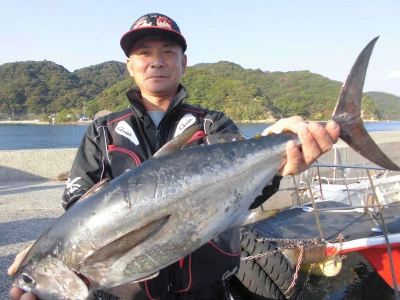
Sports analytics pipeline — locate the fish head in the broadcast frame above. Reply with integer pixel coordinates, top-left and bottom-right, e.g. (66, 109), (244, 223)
(12, 255), (89, 300)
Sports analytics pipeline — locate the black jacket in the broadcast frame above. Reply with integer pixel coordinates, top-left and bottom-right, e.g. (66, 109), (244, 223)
(62, 84), (280, 298)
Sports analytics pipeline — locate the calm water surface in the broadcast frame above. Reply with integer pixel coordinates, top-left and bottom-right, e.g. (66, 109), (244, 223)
(239, 121), (400, 137)
(0, 124), (88, 150)
(0, 121), (399, 150)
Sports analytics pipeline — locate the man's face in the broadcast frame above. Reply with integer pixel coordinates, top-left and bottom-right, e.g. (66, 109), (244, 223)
(126, 36), (187, 99)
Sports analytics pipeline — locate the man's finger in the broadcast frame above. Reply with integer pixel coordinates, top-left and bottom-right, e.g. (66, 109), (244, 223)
(8, 246), (31, 276)
(280, 140), (302, 176)
(308, 121), (337, 153)
(10, 287), (36, 300)
(298, 123), (321, 166)
(325, 120), (340, 143)
(10, 287), (24, 300)
(262, 116), (305, 136)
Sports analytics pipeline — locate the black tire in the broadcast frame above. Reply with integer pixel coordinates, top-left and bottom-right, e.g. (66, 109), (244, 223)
(230, 227), (300, 300)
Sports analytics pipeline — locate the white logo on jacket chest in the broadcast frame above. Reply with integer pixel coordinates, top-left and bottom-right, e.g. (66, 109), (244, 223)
(115, 121), (139, 145)
(174, 114), (196, 137)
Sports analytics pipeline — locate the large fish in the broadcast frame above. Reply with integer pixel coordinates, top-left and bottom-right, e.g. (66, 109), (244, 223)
(12, 37), (400, 299)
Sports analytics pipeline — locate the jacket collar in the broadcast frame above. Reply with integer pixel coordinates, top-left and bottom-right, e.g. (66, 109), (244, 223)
(126, 84), (189, 118)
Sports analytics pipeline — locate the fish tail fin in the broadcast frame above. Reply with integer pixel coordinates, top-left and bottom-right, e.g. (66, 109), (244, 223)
(332, 37), (400, 171)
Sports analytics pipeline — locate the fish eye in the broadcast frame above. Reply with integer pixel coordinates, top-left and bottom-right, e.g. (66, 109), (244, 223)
(20, 273), (35, 285)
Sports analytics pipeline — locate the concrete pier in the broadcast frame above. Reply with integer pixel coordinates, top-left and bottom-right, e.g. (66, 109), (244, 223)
(0, 148), (77, 181)
(0, 131), (399, 298)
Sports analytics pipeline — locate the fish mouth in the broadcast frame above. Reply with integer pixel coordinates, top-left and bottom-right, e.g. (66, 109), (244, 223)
(73, 269), (91, 290)
(17, 285), (32, 293)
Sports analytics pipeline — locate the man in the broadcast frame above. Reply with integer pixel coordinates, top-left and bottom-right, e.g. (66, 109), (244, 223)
(9, 13), (340, 300)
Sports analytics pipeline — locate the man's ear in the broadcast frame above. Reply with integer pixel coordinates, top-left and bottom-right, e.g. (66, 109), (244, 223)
(126, 58), (135, 77)
(181, 54), (188, 75)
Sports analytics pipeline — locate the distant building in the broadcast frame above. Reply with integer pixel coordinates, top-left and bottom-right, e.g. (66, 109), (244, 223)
(78, 114), (90, 121)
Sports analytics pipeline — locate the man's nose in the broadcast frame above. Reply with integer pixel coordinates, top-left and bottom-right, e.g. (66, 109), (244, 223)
(150, 53), (165, 68)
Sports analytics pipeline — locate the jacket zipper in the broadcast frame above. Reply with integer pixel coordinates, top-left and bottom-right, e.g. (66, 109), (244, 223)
(155, 128), (161, 151)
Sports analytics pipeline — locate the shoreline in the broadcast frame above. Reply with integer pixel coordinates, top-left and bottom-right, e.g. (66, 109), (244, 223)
(1, 119), (398, 125)
(0, 120), (92, 125)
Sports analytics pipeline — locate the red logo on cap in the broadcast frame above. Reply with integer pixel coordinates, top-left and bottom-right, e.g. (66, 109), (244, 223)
(156, 17), (172, 29)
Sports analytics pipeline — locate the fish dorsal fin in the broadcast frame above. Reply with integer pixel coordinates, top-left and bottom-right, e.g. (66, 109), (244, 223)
(153, 126), (199, 158)
(241, 209), (280, 226)
(76, 178), (109, 204)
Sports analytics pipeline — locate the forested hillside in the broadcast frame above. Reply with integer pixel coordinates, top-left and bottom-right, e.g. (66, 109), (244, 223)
(0, 60), (390, 122)
(0, 60), (129, 119)
(366, 91), (400, 120)
(87, 61), (381, 121)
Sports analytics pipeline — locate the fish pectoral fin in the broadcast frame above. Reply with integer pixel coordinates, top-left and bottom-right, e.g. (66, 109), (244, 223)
(131, 271), (160, 283)
(81, 215), (171, 266)
(241, 209), (280, 226)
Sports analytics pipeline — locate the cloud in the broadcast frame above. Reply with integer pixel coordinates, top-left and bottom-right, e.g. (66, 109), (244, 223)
(388, 70), (400, 79)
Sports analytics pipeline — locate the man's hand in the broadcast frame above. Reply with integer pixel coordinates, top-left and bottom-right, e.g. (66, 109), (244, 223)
(8, 246), (36, 300)
(9, 288), (36, 300)
(262, 117), (340, 176)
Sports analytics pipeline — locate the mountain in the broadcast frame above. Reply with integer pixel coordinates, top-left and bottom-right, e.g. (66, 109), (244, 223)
(74, 61), (130, 98)
(0, 60), (129, 117)
(0, 60), (390, 121)
(89, 61), (381, 121)
(366, 91), (400, 120)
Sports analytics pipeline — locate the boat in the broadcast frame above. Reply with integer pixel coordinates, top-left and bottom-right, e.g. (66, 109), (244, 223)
(230, 165), (400, 299)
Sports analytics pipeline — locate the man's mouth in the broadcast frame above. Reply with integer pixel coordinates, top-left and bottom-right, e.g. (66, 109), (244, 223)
(147, 74), (168, 79)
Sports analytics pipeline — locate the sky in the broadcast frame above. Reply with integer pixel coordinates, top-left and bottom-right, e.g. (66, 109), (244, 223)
(1, 0), (399, 96)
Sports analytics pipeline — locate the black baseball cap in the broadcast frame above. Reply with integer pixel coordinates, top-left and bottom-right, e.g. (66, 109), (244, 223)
(120, 13), (187, 57)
